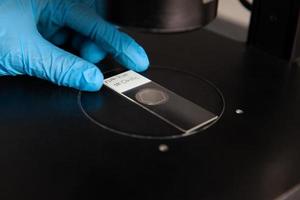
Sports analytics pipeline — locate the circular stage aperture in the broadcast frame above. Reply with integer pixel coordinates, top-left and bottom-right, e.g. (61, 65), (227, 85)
(78, 67), (225, 139)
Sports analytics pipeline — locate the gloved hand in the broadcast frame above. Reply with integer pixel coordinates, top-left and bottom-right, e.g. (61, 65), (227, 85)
(0, 0), (149, 91)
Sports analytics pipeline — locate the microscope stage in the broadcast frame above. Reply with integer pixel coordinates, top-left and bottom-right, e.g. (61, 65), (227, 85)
(1, 29), (300, 200)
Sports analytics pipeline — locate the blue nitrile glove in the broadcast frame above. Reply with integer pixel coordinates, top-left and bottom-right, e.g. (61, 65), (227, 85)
(0, 0), (149, 91)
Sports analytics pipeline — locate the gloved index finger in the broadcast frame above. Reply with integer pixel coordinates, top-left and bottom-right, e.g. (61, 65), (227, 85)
(63, 3), (149, 72)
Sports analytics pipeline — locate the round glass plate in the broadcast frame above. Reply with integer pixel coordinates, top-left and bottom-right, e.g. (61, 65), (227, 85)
(78, 66), (225, 139)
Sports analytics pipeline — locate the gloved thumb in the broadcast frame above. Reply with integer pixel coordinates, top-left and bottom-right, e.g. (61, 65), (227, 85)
(17, 36), (103, 91)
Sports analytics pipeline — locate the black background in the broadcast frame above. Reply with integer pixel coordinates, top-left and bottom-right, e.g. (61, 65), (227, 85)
(1, 29), (300, 200)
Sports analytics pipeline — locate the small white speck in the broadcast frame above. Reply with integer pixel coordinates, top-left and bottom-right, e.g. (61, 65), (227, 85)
(158, 144), (169, 152)
(236, 109), (244, 114)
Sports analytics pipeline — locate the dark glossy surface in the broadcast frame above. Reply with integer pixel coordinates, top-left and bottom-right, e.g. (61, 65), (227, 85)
(1, 29), (300, 200)
(103, 0), (218, 32)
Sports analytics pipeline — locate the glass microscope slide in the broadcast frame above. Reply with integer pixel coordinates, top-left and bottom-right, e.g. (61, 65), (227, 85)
(103, 70), (218, 133)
